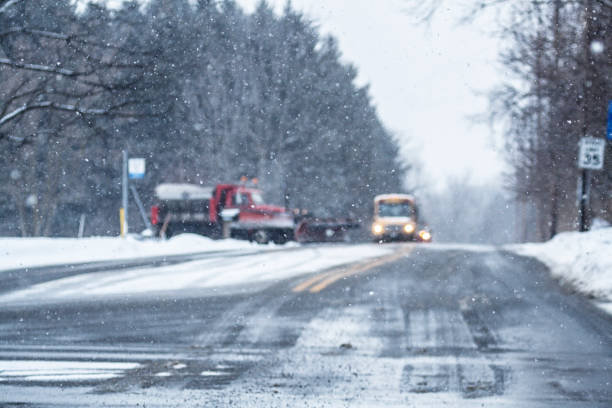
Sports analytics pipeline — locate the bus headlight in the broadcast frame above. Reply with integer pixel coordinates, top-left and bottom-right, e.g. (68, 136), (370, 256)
(372, 223), (384, 235)
(404, 224), (415, 234)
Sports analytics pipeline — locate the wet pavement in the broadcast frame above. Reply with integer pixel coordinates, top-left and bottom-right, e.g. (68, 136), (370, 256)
(0, 244), (611, 407)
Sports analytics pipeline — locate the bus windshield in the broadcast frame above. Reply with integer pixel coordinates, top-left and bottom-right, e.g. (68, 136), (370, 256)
(378, 201), (414, 218)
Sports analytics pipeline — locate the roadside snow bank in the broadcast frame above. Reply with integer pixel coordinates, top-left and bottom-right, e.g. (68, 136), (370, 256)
(0, 234), (260, 271)
(509, 228), (612, 303)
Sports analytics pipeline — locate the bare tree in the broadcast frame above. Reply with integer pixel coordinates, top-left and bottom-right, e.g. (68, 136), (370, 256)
(0, 1), (157, 138)
(404, 0), (611, 240)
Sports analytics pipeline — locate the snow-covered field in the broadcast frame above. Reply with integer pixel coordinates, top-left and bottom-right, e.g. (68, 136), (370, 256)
(508, 227), (612, 314)
(0, 234), (263, 272)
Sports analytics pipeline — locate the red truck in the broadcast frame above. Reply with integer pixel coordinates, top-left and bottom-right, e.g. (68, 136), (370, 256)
(151, 182), (359, 244)
(151, 183), (295, 244)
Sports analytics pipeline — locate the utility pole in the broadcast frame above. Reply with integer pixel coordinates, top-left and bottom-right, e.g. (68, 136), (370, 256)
(121, 150), (129, 237)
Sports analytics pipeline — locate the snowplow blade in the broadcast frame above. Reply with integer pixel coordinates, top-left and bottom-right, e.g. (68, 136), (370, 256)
(295, 218), (360, 243)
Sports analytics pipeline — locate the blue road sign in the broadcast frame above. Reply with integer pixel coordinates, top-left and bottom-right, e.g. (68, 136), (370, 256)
(607, 100), (612, 141)
(128, 158), (146, 179)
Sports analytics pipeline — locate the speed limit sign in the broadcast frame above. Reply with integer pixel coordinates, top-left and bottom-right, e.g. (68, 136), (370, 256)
(578, 137), (605, 170)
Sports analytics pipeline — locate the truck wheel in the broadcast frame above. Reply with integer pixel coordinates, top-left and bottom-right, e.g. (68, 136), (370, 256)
(253, 230), (269, 245)
(272, 231), (288, 245)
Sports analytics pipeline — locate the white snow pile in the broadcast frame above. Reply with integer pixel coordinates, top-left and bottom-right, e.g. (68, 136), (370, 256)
(510, 226), (612, 304)
(0, 234), (262, 272)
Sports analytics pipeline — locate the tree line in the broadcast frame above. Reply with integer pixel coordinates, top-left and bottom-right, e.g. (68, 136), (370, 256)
(407, 0), (611, 241)
(0, 0), (407, 237)
(491, 0), (611, 240)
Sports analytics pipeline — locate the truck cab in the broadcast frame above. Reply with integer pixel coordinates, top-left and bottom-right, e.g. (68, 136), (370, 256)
(212, 184), (295, 243)
(211, 185), (268, 221)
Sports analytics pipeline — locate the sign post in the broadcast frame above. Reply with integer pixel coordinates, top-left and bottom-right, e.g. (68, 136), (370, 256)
(577, 137), (605, 232)
(121, 151), (129, 237)
(123, 157), (147, 237)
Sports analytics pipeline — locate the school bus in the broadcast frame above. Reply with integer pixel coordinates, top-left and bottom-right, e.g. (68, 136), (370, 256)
(371, 194), (431, 242)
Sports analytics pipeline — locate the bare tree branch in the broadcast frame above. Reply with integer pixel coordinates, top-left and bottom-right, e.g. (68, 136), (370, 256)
(0, 100), (151, 128)
(0, 57), (85, 76)
(0, 0), (23, 15)
(0, 27), (164, 57)
(0, 27), (70, 40)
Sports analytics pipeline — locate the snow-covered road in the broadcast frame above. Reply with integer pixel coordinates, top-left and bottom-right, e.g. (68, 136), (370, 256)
(0, 243), (394, 304)
(2, 245), (610, 407)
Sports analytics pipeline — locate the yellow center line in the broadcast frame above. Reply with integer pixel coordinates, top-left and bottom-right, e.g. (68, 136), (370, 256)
(291, 270), (338, 293)
(291, 245), (413, 294)
(309, 246), (412, 293)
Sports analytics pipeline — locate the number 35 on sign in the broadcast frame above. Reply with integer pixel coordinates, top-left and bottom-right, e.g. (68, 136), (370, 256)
(578, 137), (605, 170)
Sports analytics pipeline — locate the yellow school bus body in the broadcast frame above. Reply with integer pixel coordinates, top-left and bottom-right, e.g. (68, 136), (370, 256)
(371, 194), (418, 241)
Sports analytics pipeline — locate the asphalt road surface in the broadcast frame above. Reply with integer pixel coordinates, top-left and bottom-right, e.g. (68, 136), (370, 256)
(0, 244), (611, 407)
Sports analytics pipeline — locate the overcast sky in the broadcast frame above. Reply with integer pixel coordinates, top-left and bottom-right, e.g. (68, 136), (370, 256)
(236, 0), (507, 190)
